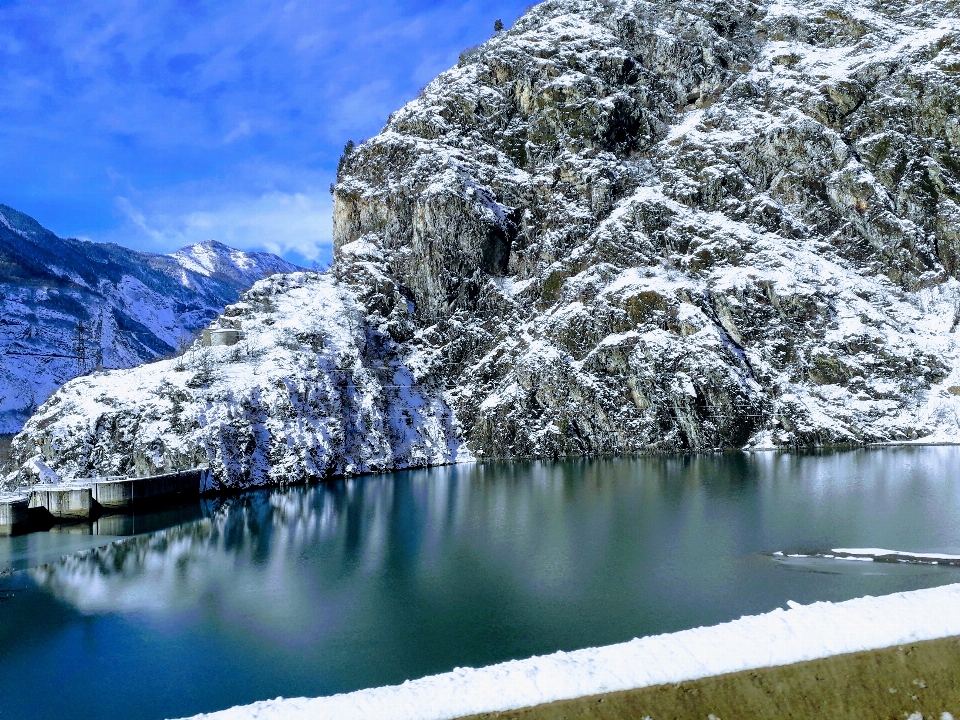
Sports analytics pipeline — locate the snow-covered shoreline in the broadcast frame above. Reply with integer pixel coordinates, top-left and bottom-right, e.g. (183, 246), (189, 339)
(179, 583), (960, 720)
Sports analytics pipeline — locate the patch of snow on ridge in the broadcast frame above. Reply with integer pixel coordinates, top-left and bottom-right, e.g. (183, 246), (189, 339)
(663, 108), (705, 143)
(172, 241), (228, 277)
(0, 210), (28, 237)
(179, 583), (960, 720)
(170, 240), (298, 281)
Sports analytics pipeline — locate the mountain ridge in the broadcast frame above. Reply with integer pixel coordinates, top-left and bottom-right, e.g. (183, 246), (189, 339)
(0, 204), (300, 433)
(6, 0), (960, 487)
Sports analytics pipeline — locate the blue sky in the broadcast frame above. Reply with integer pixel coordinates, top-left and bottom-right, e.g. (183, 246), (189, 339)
(0, 0), (532, 266)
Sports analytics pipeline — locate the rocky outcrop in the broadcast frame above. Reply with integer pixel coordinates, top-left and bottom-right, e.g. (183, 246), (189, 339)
(6, 272), (460, 488)
(7, 0), (960, 488)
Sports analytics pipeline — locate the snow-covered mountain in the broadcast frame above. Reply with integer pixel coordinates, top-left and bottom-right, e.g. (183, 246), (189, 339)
(7, 0), (960, 488)
(0, 203), (300, 433)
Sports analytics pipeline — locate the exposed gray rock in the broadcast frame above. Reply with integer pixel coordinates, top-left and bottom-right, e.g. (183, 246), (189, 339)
(7, 0), (960, 488)
(333, 0), (960, 456)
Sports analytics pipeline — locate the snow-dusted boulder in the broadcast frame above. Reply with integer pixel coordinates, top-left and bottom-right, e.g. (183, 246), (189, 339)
(20, 455), (60, 485)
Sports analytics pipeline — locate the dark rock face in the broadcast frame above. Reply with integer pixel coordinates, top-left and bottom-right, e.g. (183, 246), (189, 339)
(8, 0), (960, 489)
(334, 0), (761, 320)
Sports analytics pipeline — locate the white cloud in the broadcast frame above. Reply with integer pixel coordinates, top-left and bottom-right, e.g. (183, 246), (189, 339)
(0, 0), (532, 259)
(223, 120), (254, 144)
(116, 189), (333, 261)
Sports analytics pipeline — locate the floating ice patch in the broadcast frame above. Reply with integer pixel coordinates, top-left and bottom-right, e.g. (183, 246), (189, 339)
(771, 548), (960, 567)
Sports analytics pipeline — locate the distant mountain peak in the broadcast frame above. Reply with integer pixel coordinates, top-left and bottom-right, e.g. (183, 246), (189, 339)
(170, 238), (300, 280)
(177, 239), (233, 254)
(0, 203), (301, 434)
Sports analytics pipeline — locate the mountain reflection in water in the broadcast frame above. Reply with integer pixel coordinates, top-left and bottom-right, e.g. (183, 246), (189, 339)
(4, 450), (960, 720)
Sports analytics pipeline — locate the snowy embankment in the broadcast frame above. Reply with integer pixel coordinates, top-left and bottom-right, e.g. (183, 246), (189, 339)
(180, 583), (960, 720)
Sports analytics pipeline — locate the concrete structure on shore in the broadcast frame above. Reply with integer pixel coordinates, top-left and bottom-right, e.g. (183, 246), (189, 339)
(0, 467), (209, 534)
(91, 471), (202, 511)
(29, 486), (94, 520)
(0, 495), (29, 536)
(201, 327), (242, 347)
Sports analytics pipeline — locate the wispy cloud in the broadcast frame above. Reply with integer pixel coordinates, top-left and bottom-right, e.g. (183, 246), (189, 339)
(0, 0), (533, 261)
(114, 185), (334, 262)
(223, 121), (255, 145)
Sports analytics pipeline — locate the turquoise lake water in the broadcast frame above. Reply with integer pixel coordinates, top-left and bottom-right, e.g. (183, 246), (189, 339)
(2, 448), (960, 719)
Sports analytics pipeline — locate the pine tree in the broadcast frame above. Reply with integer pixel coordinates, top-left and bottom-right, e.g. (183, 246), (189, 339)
(336, 140), (356, 181)
(494, 19), (504, 32)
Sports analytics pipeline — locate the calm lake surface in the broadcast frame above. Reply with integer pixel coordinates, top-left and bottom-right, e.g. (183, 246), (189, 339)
(2, 448), (960, 720)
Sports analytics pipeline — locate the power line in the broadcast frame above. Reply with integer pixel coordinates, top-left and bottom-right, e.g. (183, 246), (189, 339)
(2, 350), (79, 359)
(75, 320), (87, 375)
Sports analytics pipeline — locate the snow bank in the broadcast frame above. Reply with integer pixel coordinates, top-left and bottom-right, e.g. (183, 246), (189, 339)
(178, 583), (960, 720)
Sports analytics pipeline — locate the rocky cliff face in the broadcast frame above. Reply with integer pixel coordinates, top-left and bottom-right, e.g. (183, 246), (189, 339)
(7, 0), (960, 488)
(334, 0), (960, 455)
(0, 204), (299, 433)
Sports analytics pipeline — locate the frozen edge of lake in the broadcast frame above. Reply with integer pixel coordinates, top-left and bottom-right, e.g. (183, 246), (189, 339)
(178, 582), (960, 720)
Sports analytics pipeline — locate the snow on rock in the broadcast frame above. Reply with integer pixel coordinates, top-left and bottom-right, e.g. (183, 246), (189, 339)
(832, 548), (960, 561)
(333, 0), (960, 457)
(7, 272), (461, 488)
(9, 0), (960, 485)
(178, 582), (960, 720)
(0, 205), (300, 434)
(21, 455), (60, 485)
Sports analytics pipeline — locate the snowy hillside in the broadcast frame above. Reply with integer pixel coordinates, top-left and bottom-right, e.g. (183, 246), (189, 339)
(0, 204), (299, 433)
(9, 272), (460, 485)
(7, 0), (960, 487)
